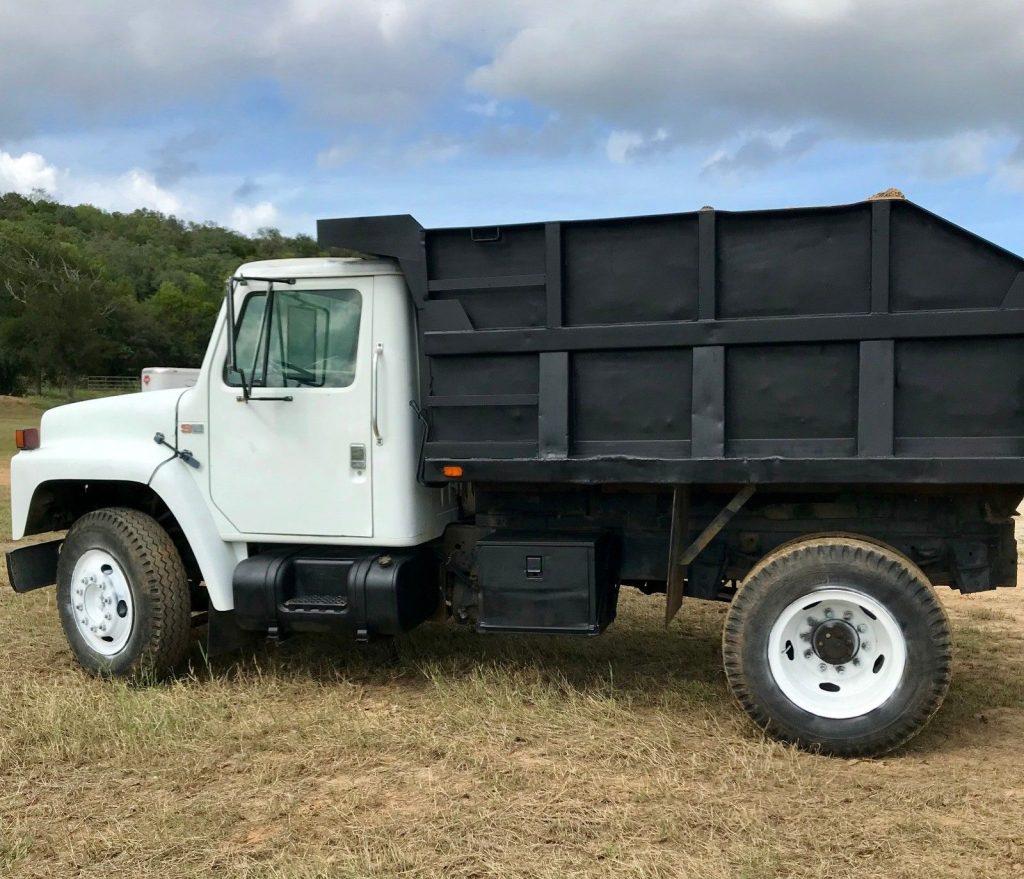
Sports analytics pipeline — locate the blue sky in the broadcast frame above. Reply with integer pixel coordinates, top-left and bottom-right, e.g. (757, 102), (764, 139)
(2, 1), (1024, 252)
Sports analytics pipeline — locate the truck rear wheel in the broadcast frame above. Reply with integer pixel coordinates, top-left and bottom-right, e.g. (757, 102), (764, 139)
(57, 507), (192, 678)
(722, 536), (952, 756)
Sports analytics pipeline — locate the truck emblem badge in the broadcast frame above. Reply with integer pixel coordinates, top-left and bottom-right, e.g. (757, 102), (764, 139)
(180, 423), (204, 434)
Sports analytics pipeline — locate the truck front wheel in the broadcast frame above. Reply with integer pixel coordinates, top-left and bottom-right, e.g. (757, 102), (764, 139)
(57, 507), (192, 677)
(722, 536), (952, 756)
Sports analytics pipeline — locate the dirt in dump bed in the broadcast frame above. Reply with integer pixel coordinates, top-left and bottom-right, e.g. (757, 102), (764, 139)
(868, 187), (907, 200)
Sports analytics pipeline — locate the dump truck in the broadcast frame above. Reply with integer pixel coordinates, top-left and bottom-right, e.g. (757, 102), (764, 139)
(7, 194), (1024, 756)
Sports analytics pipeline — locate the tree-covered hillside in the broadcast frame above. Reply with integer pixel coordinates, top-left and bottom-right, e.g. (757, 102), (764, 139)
(0, 192), (328, 396)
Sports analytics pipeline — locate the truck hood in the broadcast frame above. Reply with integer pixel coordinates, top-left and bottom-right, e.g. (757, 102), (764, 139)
(40, 389), (184, 449)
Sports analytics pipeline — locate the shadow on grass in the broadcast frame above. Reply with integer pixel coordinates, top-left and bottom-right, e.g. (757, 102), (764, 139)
(184, 593), (731, 707)
(174, 597), (1024, 756)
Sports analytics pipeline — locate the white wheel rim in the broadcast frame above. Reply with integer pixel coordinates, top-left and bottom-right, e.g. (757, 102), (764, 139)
(767, 587), (907, 719)
(69, 549), (134, 656)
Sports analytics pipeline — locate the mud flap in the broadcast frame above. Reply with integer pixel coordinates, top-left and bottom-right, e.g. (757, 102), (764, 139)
(6, 538), (62, 593)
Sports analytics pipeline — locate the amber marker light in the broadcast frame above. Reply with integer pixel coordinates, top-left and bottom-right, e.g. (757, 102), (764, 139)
(442, 465), (464, 478)
(15, 428), (40, 450)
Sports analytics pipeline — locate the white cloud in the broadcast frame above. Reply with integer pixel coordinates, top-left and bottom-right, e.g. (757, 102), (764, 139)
(63, 168), (182, 215)
(317, 143), (359, 169)
(0, 1), (507, 136)
(0, 1), (1022, 158)
(606, 131), (644, 164)
(606, 128), (670, 164)
(996, 141), (1024, 193)
(702, 130), (821, 178)
(915, 132), (994, 180)
(117, 170), (182, 214)
(231, 201), (278, 235)
(467, 99), (502, 118)
(469, 0), (1024, 144)
(0, 150), (58, 195)
(406, 135), (462, 165)
(0, 148), (184, 215)
(1, 1), (1024, 196)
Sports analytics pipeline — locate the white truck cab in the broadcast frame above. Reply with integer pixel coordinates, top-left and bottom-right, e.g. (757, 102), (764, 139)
(8, 257), (457, 671)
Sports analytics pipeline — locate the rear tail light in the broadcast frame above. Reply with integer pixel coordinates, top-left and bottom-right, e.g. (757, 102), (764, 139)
(15, 428), (39, 450)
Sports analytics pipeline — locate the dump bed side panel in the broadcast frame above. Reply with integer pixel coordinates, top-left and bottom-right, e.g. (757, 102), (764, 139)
(317, 199), (1024, 484)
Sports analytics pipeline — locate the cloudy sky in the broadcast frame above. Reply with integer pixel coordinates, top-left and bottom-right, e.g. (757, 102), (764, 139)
(2, 0), (1024, 249)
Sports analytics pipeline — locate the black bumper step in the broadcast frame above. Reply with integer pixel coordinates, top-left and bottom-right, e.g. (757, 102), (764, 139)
(283, 594), (349, 611)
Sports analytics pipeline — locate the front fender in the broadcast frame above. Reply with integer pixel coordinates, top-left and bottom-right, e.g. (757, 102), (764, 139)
(10, 440), (168, 540)
(12, 444), (242, 613)
(149, 461), (242, 611)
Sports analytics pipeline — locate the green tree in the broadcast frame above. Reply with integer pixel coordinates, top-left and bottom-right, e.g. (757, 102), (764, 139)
(0, 191), (342, 391)
(0, 227), (125, 398)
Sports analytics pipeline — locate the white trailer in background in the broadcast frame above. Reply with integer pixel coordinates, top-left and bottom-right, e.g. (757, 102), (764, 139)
(140, 367), (201, 392)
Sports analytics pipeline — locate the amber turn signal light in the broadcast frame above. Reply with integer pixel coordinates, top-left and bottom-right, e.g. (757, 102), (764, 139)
(442, 465), (463, 478)
(15, 428), (39, 450)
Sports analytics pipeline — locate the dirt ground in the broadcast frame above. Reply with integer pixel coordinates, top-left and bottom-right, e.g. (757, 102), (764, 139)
(1, 400), (1024, 878)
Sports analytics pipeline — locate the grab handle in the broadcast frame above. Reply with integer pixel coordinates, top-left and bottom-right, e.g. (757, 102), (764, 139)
(372, 342), (384, 445)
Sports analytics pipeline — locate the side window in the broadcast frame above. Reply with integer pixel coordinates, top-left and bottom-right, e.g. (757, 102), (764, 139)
(226, 289), (362, 388)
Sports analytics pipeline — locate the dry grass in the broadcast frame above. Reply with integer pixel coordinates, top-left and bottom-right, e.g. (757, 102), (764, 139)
(2, 401), (1024, 878)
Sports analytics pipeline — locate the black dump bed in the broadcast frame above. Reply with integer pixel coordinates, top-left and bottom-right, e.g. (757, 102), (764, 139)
(318, 197), (1024, 485)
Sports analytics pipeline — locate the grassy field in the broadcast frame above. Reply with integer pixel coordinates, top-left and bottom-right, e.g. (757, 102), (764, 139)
(2, 398), (1024, 878)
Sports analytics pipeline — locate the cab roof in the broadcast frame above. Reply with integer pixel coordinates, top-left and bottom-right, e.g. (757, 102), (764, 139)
(235, 256), (400, 279)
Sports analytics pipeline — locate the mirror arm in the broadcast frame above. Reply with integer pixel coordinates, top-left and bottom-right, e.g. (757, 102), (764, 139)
(224, 277), (250, 402)
(257, 280), (276, 389)
(224, 275), (296, 403)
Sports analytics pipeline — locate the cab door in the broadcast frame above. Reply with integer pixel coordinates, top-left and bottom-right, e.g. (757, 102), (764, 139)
(208, 278), (374, 537)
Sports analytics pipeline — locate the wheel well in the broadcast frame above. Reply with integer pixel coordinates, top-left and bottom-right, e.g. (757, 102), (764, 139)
(25, 480), (204, 595)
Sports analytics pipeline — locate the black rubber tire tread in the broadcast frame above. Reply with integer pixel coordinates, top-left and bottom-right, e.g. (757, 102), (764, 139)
(722, 535), (952, 757)
(57, 507), (192, 678)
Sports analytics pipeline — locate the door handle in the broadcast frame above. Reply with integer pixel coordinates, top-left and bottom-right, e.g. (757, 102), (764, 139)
(372, 342), (383, 445)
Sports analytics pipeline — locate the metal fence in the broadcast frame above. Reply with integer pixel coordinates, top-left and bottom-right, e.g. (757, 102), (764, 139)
(82, 375), (138, 392)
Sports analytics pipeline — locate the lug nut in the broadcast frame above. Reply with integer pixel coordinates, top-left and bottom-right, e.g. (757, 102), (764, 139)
(852, 658), (861, 666)
(836, 665), (845, 674)
(824, 608), (834, 618)
(800, 631), (811, 641)
(861, 642), (871, 651)
(856, 624), (867, 633)
(105, 614), (112, 621)
(843, 610), (853, 620)
(807, 617), (817, 627)
(803, 649), (812, 658)
(75, 603), (83, 611)
(819, 662), (827, 672)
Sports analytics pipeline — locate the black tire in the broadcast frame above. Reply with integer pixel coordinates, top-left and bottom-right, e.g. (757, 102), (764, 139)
(57, 507), (192, 677)
(722, 536), (952, 757)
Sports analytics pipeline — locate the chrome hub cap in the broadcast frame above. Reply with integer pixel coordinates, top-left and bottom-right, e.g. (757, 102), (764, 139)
(768, 587), (907, 719)
(71, 549), (134, 656)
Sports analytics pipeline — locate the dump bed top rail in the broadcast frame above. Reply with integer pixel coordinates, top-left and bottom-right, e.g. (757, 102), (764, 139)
(318, 198), (1024, 486)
